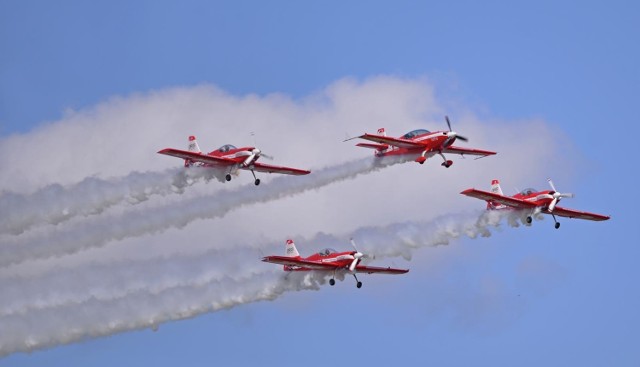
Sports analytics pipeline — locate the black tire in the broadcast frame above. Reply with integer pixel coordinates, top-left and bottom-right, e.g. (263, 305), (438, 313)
(356, 281), (362, 289)
(225, 174), (232, 181)
(526, 216), (532, 224)
(254, 178), (261, 186)
(555, 222), (560, 229)
(329, 279), (335, 286)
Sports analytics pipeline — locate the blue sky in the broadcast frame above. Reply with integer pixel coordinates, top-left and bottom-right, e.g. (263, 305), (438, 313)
(1, 1), (638, 366)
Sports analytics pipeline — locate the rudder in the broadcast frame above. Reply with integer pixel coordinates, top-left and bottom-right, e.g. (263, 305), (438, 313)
(283, 239), (301, 271)
(184, 135), (202, 167)
(487, 179), (506, 210)
(285, 239), (300, 257)
(490, 179), (504, 195)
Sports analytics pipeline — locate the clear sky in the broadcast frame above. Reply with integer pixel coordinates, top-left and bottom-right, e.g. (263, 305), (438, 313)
(1, 1), (638, 366)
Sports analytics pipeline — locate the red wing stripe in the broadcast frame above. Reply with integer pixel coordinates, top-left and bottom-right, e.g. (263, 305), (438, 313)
(443, 146), (497, 156)
(551, 207), (610, 221)
(246, 162), (310, 175)
(357, 134), (423, 149)
(261, 256), (337, 270)
(157, 148), (233, 166)
(356, 143), (389, 151)
(460, 188), (535, 209)
(354, 265), (409, 274)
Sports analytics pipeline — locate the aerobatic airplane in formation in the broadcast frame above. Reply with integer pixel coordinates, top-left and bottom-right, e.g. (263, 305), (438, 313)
(262, 239), (409, 288)
(346, 116), (496, 167)
(461, 178), (610, 229)
(158, 136), (310, 185)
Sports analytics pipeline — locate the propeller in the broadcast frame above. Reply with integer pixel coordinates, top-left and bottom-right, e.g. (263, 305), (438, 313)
(242, 148), (274, 166)
(444, 115), (469, 142)
(546, 178), (575, 212)
(249, 132), (275, 160)
(260, 152), (275, 160)
(349, 238), (365, 272)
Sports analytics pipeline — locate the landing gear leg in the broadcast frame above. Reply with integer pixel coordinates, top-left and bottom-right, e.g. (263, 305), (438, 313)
(250, 170), (260, 186)
(353, 274), (362, 289)
(552, 214), (560, 229)
(439, 153), (452, 168)
(417, 150), (427, 164)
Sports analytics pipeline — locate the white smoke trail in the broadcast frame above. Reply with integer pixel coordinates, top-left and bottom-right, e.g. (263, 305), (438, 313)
(0, 270), (324, 357)
(0, 208), (526, 357)
(352, 209), (517, 259)
(0, 167), (217, 236)
(0, 155), (411, 267)
(0, 247), (254, 318)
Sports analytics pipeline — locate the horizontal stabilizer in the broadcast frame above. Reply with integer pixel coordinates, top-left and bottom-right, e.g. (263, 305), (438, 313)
(356, 143), (389, 151)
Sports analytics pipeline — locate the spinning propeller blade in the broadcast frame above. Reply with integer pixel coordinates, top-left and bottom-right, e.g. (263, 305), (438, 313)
(546, 178), (575, 212)
(444, 116), (469, 142)
(349, 238), (365, 272)
(547, 178), (557, 192)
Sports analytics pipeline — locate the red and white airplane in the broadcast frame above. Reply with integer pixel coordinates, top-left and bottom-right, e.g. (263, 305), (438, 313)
(158, 136), (310, 185)
(461, 178), (610, 229)
(346, 116), (496, 167)
(262, 239), (409, 288)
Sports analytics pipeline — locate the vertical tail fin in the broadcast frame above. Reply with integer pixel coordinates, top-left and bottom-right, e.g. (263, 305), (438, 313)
(184, 135), (202, 167)
(490, 179), (504, 195)
(487, 179), (506, 210)
(283, 239), (301, 271)
(285, 239), (300, 257)
(188, 135), (201, 153)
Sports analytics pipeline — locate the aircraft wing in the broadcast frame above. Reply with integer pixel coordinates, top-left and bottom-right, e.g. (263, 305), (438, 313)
(356, 134), (424, 149)
(262, 256), (339, 270)
(262, 257), (409, 274)
(443, 146), (497, 157)
(245, 162), (310, 176)
(550, 207), (610, 221)
(460, 188), (536, 209)
(354, 265), (409, 274)
(157, 148), (233, 166)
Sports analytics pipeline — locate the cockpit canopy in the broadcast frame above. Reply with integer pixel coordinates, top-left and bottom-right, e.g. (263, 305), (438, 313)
(519, 188), (538, 196)
(217, 144), (237, 153)
(402, 129), (430, 139)
(317, 248), (337, 257)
